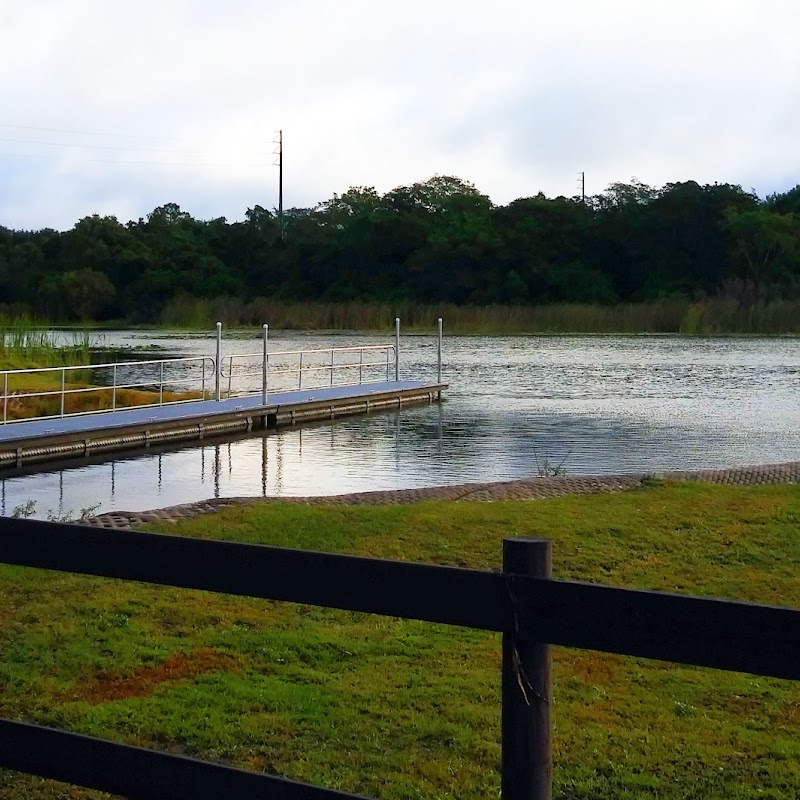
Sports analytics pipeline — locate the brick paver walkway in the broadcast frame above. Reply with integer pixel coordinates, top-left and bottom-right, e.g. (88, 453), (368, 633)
(80, 461), (800, 530)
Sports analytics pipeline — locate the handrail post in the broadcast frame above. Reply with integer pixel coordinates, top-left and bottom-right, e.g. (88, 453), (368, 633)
(60, 369), (66, 417)
(330, 348), (335, 386)
(3, 372), (7, 424)
(437, 317), (443, 385)
(299, 351), (304, 389)
(112, 364), (117, 411)
(359, 349), (364, 384)
(215, 322), (222, 402)
(395, 317), (400, 382)
(502, 538), (552, 800)
(262, 324), (269, 405)
(159, 362), (164, 406)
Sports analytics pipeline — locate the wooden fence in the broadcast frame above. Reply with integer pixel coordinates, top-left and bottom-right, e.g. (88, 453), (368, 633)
(0, 517), (798, 799)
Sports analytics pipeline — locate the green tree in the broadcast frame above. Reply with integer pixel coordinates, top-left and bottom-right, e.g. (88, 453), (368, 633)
(60, 269), (116, 320)
(724, 208), (800, 288)
(384, 177), (498, 302)
(638, 182), (758, 297)
(60, 216), (155, 316)
(493, 195), (596, 303)
(766, 185), (800, 215)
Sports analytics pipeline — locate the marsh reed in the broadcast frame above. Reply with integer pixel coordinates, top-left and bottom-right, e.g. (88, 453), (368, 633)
(0, 315), (96, 369)
(159, 297), (800, 335)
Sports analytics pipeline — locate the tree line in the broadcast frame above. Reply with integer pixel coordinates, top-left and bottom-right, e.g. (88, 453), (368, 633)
(1, 176), (799, 322)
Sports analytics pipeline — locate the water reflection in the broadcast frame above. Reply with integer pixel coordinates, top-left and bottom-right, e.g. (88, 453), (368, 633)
(2, 334), (800, 519)
(0, 410), (414, 518)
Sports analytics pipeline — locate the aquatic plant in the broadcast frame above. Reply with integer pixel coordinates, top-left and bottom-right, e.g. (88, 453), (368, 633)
(159, 297), (800, 335)
(0, 315), (100, 369)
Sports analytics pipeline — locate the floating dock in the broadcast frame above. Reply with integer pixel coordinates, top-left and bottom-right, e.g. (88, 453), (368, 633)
(0, 380), (446, 468)
(1, 321), (448, 469)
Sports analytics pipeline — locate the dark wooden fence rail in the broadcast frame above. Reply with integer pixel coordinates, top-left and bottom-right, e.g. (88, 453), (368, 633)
(1, 517), (799, 799)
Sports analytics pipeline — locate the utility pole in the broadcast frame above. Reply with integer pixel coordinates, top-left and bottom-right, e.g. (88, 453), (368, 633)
(274, 130), (284, 239)
(578, 171), (585, 204)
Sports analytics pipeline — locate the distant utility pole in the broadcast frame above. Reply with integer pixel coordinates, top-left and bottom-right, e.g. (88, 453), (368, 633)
(578, 171), (585, 204)
(273, 130), (284, 239)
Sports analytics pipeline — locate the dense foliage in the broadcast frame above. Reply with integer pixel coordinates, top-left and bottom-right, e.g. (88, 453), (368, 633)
(2, 177), (799, 322)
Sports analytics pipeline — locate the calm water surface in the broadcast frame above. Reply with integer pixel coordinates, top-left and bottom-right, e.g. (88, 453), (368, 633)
(2, 332), (799, 519)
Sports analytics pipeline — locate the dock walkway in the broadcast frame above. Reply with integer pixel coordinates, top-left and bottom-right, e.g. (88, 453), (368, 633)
(0, 380), (446, 468)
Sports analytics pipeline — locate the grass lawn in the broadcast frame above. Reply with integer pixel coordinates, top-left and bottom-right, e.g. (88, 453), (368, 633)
(1, 481), (799, 799)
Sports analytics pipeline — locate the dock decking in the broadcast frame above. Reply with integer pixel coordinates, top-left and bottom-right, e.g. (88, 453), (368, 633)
(0, 380), (446, 468)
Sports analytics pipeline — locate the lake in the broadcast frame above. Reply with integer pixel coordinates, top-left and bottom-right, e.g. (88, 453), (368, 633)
(2, 331), (798, 520)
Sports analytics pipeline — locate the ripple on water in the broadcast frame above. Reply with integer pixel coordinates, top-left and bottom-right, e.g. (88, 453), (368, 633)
(2, 333), (799, 518)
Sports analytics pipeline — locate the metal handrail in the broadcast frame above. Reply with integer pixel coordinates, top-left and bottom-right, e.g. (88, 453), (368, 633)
(0, 319), (443, 426)
(221, 344), (395, 397)
(220, 344), (395, 377)
(0, 356), (215, 425)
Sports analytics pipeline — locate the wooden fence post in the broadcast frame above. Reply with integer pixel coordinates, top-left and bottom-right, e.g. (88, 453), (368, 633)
(502, 537), (552, 800)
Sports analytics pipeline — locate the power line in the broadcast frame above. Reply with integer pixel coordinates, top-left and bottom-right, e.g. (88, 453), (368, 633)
(0, 121), (251, 147)
(0, 149), (267, 169)
(88, 156), (267, 168)
(0, 135), (211, 155)
(0, 121), (167, 139)
(0, 120), (276, 174)
(0, 135), (270, 160)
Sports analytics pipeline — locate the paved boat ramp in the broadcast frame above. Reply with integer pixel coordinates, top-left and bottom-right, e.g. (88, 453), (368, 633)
(0, 323), (447, 469)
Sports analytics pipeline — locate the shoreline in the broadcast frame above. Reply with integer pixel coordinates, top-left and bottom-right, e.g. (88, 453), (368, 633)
(82, 460), (800, 530)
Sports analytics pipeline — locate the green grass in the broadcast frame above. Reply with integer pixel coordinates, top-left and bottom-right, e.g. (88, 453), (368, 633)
(1, 482), (800, 798)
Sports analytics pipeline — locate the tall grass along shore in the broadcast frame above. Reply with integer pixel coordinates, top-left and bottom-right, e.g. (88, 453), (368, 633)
(1, 481), (798, 799)
(0, 317), (194, 419)
(0, 315), (95, 370)
(159, 296), (800, 335)
(4, 300), (800, 336)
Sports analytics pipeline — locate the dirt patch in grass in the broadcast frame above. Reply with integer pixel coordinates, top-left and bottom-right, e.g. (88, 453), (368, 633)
(560, 651), (628, 686)
(0, 603), (14, 628)
(698, 691), (800, 724)
(65, 648), (240, 704)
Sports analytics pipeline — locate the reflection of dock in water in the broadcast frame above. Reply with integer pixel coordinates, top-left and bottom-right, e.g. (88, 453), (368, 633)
(0, 403), (443, 520)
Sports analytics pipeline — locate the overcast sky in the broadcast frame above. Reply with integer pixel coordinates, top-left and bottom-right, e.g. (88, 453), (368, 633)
(1, 0), (798, 230)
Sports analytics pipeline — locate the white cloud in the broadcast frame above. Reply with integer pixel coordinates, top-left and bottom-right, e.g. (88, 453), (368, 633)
(1, 0), (798, 229)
